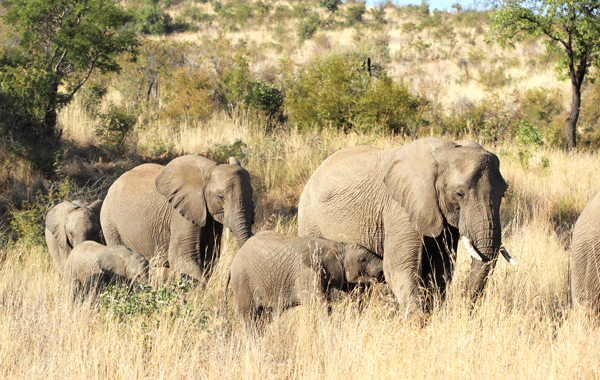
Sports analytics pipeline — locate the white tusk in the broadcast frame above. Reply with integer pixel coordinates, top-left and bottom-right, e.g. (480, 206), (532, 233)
(226, 228), (230, 239)
(462, 236), (482, 261)
(500, 246), (516, 265)
(251, 231), (255, 236)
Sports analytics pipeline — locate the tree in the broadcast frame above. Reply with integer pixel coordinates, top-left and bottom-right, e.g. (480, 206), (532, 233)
(0, 0), (137, 159)
(487, 0), (600, 151)
(319, 0), (343, 14)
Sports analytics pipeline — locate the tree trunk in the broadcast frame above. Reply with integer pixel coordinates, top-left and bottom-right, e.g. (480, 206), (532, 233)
(566, 81), (582, 152)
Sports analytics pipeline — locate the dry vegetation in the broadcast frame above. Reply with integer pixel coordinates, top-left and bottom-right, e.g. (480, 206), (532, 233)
(2, 102), (600, 379)
(2, 0), (600, 378)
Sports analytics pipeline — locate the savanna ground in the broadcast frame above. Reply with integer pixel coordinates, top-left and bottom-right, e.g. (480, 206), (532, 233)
(1, 101), (599, 379)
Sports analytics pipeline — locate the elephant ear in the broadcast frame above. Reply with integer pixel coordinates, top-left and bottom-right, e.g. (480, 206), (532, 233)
(227, 157), (241, 166)
(301, 239), (344, 283)
(87, 199), (103, 215)
(97, 253), (128, 279)
(46, 202), (78, 250)
(155, 155), (217, 227)
(384, 138), (450, 238)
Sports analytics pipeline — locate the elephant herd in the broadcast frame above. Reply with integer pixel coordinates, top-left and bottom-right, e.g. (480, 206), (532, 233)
(43, 137), (600, 323)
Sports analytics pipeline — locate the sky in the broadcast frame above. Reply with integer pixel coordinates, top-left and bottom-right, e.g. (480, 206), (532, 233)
(363, 0), (488, 11)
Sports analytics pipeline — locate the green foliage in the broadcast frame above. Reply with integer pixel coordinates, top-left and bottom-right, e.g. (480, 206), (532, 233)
(319, 0), (342, 14)
(209, 140), (247, 164)
(514, 121), (549, 169)
(478, 66), (511, 89)
(298, 13), (321, 42)
(99, 278), (204, 324)
(344, 3), (366, 27)
(285, 53), (426, 133)
(95, 104), (138, 157)
(8, 177), (75, 246)
(245, 81), (284, 127)
(1, 0), (137, 169)
(520, 87), (564, 128)
(487, 0), (600, 150)
(160, 68), (214, 122)
(135, 1), (189, 35)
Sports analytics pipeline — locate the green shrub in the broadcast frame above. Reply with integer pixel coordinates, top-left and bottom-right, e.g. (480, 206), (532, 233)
(319, 0), (342, 14)
(96, 104), (138, 157)
(345, 3), (366, 26)
(209, 140), (247, 163)
(285, 53), (426, 133)
(514, 121), (549, 168)
(521, 87), (564, 127)
(298, 13), (321, 41)
(160, 68), (214, 122)
(99, 278), (203, 324)
(245, 81), (284, 127)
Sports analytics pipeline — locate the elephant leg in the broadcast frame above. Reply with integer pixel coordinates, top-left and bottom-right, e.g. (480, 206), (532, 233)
(168, 222), (204, 283)
(383, 228), (426, 316)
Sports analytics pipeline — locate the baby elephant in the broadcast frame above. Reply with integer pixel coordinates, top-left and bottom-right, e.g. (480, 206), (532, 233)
(45, 199), (103, 275)
(226, 231), (384, 323)
(65, 241), (150, 298)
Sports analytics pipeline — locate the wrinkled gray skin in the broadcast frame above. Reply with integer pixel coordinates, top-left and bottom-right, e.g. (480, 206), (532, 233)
(101, 155), (255, 284)
(45, 200), (103, 275)
(570, 188), (600, 313)
(226, 231), (384, 323)
(65, 241), (150, 298)
(298, 137), (507, 315)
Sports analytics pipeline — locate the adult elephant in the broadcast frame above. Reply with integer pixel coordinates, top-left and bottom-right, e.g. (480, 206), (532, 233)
(298, 137), (514, 314)
(100, 154), (255, 283)
(570, 188), (600, 313)
(45, 199), (103, 275)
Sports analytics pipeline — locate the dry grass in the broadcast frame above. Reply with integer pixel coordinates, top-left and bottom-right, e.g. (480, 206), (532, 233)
(2, 105), (600, 379)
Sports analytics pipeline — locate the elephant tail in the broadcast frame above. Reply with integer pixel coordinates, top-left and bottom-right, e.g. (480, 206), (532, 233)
(224, 269), (231, 306)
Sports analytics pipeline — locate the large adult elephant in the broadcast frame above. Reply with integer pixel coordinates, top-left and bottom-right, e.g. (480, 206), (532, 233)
(100, 154), (255, 283)
(45, 199), (103, 275)
(298, 137), (514, 314)
(570, 188), (600, 313)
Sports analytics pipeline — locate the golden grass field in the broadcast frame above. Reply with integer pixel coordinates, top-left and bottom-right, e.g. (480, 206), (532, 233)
(1, 100), (599, 379)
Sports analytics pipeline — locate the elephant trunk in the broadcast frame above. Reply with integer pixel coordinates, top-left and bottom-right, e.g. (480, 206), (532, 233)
(227, 203), (254, 248)
(461, 202), (503, 303)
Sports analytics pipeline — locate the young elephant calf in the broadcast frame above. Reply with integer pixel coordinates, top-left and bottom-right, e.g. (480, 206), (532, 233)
(64, 241), (150, 298)
(226, 231), (384, 323)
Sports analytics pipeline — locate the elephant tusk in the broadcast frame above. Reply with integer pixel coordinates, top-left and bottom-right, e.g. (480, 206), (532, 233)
(462, 236), (482, 261)
(500, 246), (516, 266)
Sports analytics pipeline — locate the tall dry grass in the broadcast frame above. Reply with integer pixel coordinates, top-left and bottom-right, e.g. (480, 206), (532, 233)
(2, 104), (600, 379)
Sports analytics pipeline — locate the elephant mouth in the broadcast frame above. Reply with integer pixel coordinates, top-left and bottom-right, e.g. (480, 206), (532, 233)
(461, 236), (516, 265)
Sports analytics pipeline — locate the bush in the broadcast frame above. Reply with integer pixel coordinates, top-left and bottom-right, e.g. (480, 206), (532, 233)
(245, 81), (284, 128)
(298, 13), (321, 41)
(285, 53), (426, 133)
(160, 68), (214, 123)
(520, 87), (564, 127)
(96, 104), (138, 157)
(345, 3), (366, 26)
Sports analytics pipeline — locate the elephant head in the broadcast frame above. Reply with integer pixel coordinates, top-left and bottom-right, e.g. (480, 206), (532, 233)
(384, 137), (513, 302)
(97, 247), (150, 286)
(45, 199), (103, 273)
(155, 154), (255, 248)
(302, 239), (384, 291)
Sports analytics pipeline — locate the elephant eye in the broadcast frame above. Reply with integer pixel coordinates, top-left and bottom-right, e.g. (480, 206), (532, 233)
(455, 191), (464, 199)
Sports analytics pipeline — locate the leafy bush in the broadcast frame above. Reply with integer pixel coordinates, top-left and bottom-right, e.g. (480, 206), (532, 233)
(520, 87), (564, 128)
(319, 0), (342, 14)
(96, 104), (138, 157)
(298, 13), (321, 41)
(99, 278), (203, 323)
(160, 68), (214, 123)
(245, 81), (284, 128)
(514, 121), (549, 168)
(209, 140), (247, 163)
(285, 53), (426, 133)
(345, 3), (366, 27)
